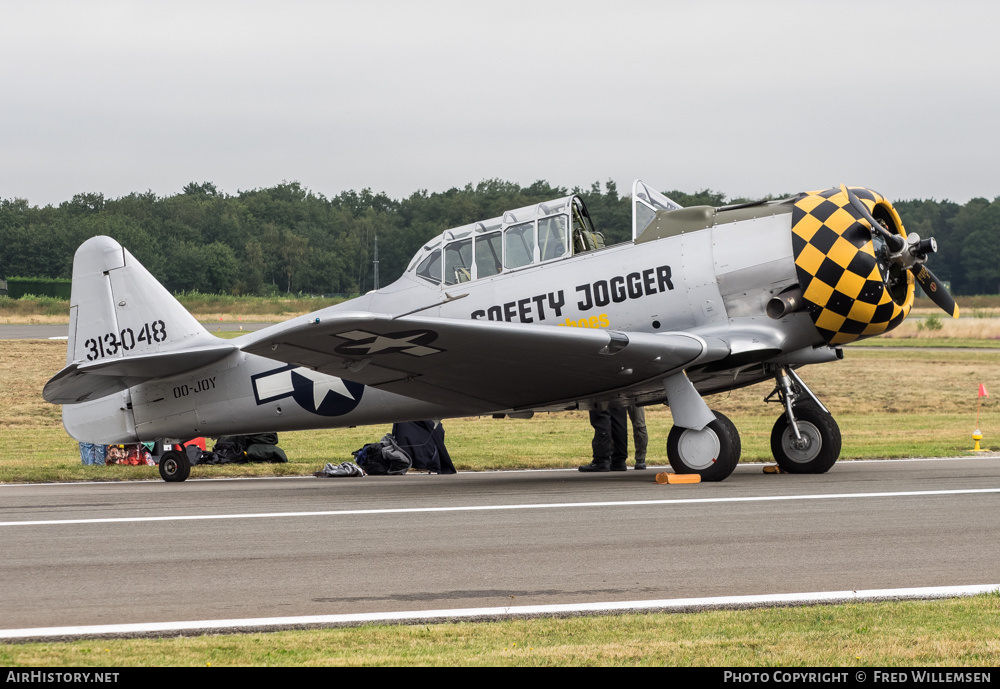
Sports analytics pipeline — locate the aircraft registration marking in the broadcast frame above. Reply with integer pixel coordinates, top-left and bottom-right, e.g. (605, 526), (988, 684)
(172, 377), (216, 399)
(83, 320), (166, 361)
(470, 264), (673, 323)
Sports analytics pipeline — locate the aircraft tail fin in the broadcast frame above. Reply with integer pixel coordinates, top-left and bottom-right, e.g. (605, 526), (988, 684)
(44, 236), (235, 404)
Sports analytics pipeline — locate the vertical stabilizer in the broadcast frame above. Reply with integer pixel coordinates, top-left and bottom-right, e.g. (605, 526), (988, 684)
(68, 236), (219, 366)
(45, 236), (235, 407)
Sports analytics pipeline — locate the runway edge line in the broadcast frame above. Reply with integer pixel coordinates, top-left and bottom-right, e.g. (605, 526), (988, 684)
(2, 584), (998, 641)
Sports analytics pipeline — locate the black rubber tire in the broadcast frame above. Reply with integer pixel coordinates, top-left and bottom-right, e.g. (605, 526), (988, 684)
(714, 410), (741, 463)
(770, 404), (841, 474)
(158, 449), (191, 482)
(667, 410), (741, 482)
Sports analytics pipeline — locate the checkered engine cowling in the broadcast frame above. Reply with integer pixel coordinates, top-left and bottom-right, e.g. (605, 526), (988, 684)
(791, 187), (914, 345)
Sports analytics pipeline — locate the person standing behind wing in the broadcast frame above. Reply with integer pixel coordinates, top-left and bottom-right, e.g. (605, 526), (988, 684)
(629, 406), (648, 470)
(579, 407), (628, 472)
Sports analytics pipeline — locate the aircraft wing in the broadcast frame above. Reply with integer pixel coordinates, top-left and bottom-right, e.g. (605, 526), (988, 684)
(241, 312), (728, 412)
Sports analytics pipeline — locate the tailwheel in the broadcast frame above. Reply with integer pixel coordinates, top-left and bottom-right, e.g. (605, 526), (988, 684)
(158, 449), (191, 482)
(770, 403), (841, 474)
(667, 410), (741, 482)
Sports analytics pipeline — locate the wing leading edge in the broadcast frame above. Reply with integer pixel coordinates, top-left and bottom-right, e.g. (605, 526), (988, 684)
(241, 312), (728, 413)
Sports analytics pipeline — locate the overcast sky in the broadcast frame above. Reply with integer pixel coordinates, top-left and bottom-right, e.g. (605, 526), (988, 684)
(3, 0), (998, 206)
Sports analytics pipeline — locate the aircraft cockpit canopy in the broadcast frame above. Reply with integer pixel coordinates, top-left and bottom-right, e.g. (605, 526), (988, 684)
(406, 180), (682, 287)
(632, 180), (682, 239)
(407, 195), (590, 286)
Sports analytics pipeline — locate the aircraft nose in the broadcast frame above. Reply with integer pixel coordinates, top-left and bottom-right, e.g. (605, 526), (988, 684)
(789, 186), (913, 345)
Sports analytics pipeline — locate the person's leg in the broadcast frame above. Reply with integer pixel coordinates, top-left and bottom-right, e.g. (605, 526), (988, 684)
(610, 407), (628, 471)
(580, 409), (613, 472)
(629, 406), (648, 469)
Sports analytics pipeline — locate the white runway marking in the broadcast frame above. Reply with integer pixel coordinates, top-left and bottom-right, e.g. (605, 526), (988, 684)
(3, 487), (1000, 527)
(0, 456), (991, 489)
(1, 584), (996, 640)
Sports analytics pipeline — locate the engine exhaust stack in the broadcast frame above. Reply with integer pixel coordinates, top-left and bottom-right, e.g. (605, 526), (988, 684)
(767, 287), (805, 319)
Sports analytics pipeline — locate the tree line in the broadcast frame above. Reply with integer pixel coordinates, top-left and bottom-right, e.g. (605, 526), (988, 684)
(0, 180), (997, 296)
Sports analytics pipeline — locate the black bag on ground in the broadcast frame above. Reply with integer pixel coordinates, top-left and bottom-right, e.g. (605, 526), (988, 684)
(246, 443), (288, 463)
(209, 440), (244, 464)
(208, 433), (288, 464)
(244, 432), (279, 446)
(352, 434), (411, 475)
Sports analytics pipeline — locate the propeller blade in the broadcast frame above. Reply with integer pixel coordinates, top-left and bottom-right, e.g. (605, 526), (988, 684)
(839, 186), (957, 318)
(912, 264), (959, 318)
(841, 185), (906, 253)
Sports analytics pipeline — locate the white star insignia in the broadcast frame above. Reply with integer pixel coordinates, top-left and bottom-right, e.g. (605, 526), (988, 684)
(335, 329), (442, 357)
(293, 368), (356, 409)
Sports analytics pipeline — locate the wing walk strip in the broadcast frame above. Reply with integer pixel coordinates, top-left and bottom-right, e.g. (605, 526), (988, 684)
(3, 487), (1000, 527)
(1, 585), (997, 640)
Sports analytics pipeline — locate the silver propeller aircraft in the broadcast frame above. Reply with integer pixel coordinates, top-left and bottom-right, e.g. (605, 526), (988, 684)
(44, 180), (957, 482)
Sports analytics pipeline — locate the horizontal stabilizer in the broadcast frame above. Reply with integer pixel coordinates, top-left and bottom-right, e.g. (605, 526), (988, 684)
(45, 341), (236, 404)
(78, 342), (236, 378)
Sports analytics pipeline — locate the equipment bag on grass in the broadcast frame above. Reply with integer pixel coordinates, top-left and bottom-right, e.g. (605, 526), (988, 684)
(352, 434), (412, 475)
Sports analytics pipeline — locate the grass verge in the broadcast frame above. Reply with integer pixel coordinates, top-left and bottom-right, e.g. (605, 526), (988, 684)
(3, 596), (998, 666)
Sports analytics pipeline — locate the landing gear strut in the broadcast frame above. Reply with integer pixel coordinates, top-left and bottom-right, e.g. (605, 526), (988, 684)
(765, 366), (841, 473)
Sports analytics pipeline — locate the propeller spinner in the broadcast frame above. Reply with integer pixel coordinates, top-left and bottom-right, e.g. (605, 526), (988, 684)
(842, 184), (958, 319)
(789, 186), (956, 346)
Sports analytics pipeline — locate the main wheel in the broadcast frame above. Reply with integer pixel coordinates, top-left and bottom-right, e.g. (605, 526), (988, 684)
(770, 404), (841, 474)
(667, 410), (741, 482)
(158, 449), (191, 482)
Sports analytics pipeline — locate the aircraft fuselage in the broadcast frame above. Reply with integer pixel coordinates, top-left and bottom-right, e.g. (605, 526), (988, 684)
(64, 206), (817, 444)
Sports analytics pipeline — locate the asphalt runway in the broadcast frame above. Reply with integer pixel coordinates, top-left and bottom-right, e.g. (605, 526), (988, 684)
(2, 457), (999, 637)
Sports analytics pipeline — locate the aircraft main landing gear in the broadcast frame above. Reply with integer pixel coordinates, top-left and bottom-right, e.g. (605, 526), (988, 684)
(771, 403), (841, 473)
(766, 366), (842, 474)
(158, 449), (191, 482)
(666, 410), (741, 482)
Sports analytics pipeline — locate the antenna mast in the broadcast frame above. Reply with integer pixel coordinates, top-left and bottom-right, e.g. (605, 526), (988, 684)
(373, 232), (380, 290)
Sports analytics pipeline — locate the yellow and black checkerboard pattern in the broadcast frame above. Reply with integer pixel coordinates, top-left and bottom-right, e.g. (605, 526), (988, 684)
(791, 187), (913, 345)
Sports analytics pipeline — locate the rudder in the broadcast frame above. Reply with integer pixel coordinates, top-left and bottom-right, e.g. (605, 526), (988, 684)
(46, 236), (235, 405)
(67, 236), (220, 366)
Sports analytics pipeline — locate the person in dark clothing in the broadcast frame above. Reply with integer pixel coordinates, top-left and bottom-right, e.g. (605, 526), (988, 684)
(579, 407), (629, 472)
(629, 406), (649, 470)
(579, 405), (648, 472)
(391, 420), (456, 474)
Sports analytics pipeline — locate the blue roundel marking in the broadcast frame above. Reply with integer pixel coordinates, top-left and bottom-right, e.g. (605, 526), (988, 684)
(289, 370), (365, 416)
